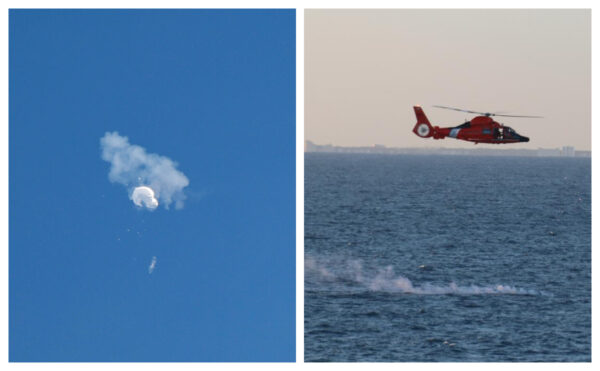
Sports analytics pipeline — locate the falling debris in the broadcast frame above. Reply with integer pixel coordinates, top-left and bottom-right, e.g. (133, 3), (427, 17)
(148, 256), (157, 274)
(100, 132), (189, 209)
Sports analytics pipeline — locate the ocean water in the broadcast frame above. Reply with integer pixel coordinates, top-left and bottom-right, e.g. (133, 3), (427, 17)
(304, 153), (591, 362)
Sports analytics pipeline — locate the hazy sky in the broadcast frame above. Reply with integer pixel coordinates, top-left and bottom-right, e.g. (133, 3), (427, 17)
(306, 9), (591, 150)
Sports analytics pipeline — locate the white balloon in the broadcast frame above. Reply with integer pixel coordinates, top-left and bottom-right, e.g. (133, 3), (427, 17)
(131, 186), (159, 210)
(101, 132), (189, 210)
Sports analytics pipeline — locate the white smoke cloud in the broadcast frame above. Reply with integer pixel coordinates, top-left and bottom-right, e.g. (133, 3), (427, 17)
(100, 132), (189, 209)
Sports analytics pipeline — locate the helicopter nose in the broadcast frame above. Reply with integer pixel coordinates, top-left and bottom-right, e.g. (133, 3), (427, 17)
(521, 136), (529, 142)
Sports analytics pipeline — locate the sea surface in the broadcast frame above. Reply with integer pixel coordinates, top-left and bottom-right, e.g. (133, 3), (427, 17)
(304, 153), (591, 362)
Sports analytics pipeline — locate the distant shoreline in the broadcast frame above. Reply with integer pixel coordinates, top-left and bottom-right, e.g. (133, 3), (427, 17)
(304, 140), (591, 158)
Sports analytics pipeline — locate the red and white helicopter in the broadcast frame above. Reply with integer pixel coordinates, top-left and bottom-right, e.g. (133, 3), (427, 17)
(412, 105), (541, 144)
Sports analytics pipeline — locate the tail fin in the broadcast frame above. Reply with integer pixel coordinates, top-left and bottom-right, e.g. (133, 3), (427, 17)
(412, 106), (434, 138)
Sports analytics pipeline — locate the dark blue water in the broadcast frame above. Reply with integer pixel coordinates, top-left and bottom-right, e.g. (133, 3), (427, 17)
(304, 153), (590, 362)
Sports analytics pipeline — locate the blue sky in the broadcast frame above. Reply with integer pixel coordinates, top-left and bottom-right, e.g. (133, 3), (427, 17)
(9, 9), (295, 361)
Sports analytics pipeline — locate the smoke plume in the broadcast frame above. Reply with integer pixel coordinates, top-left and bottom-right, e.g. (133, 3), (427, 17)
(100, 132), (189, 210)
(306, 255), (544, 296)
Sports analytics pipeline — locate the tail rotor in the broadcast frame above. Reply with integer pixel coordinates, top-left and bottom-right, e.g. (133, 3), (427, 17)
(412, 106), (434, 138)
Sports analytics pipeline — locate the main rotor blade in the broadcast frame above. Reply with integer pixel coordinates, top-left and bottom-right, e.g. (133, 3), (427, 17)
(491, 113), (544, 118)
(433, 105), (543, 118)
(433, 105), (485, 115)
